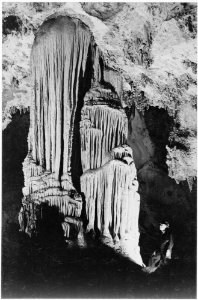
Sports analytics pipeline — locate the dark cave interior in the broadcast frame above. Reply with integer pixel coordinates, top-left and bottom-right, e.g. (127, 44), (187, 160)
(138, 179), (197, 266)
(2, 3), (197, 298)
(2, 109), (196, 298)
(2, 110), (29, 225)
(144, 106), (174, 171)
(2, 15), (196, 300)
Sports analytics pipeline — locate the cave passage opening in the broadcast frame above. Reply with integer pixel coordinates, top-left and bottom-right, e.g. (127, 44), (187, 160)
(2, 110), (30, 287)
(2, 110), (30, 223)
(144, 106), (174, 171)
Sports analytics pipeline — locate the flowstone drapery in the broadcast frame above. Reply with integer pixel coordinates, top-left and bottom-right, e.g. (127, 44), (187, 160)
(80, 87), (144, 266)
(19, 15), (144, 266)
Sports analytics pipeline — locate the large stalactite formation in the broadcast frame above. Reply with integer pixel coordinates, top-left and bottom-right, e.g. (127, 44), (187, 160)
(19, 15), (144, 266)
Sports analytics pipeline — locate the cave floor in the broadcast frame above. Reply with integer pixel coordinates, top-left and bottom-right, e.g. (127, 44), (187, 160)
(2, 222), (196, 299)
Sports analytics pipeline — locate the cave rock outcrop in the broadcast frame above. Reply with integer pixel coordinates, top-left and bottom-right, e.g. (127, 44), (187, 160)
(19, 15), (144, 266)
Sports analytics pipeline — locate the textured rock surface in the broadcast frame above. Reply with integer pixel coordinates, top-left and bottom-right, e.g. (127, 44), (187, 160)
(80, 86), (143, 265)
(14, 14), (144, 265)
(19, 16), (96, 239)
(2, 2), (197, 266)
(2, 2), (197, 185)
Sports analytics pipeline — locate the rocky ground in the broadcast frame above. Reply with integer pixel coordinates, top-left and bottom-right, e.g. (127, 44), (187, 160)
(2, 220), (196, 299)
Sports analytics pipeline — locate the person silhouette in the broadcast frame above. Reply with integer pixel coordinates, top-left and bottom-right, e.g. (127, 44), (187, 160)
(143, 222), (174, 273)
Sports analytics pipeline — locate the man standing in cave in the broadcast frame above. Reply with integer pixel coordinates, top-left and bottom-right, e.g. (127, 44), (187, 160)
(159, 222), (174, 261)
(143, 222), (174, 273)
(18, 207), (25, 232)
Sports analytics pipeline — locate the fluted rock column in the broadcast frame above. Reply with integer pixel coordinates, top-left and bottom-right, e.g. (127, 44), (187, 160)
(30, 16), (92, 178)
(19, 15), (144, 266)
(19, 16), (98, 239)
(80, 87), (144, 266)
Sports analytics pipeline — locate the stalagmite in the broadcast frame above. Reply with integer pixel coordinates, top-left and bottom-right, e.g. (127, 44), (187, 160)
(80, 87), (144, 266)
(81, 159), (140, 239)
(30, 16), (91, 177)
(19, 14), (144, 266)
(20, 16), (97, 239)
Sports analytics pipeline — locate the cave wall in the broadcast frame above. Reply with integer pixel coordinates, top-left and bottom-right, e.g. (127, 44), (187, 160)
(2, 2), (197, 185)
(127, 107), (154, 170)
(2, 3), (197, 264)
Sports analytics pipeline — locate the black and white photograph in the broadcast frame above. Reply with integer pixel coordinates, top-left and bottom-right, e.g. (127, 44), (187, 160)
(1, 1), (197, 298)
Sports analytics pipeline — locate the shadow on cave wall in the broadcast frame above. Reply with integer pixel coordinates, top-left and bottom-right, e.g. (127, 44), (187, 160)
(2, 111), (31, 273)
(2, 110), (29, 226)
(144, 106), (174, 171)
(70, 44), (93, 193)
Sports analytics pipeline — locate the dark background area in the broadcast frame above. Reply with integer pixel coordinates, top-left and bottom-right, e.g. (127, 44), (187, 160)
(2, 111), (196, 298)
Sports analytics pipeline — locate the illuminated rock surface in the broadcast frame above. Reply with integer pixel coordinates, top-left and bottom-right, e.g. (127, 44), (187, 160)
(2, 2), (196, 184)
(16, 15), (144, 266)
(2, 4), (196, 297)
